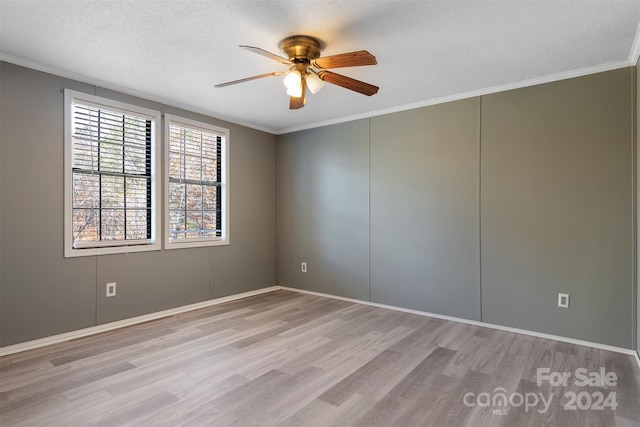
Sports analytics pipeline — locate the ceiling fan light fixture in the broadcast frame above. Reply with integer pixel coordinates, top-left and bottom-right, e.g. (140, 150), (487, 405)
(306, 72), (325, 94)
(284, 70), (303, 97)
(216, 36), (379, 109)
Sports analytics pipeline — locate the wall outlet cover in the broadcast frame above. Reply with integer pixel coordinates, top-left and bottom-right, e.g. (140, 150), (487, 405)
(106, 282), (116, 297)
(558, 293), (569, 308)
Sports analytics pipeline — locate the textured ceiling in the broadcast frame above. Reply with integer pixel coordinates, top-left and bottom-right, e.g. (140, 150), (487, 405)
(1, 1), (639, 134)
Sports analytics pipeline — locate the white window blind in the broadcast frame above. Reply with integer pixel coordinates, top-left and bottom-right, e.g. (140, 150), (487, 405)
(165, 115), (228, 248)
(64, 89), (161, 257)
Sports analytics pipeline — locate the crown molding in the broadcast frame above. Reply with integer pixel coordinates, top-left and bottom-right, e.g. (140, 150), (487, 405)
(1, 52), (636, 137)
(0, 53), (279, 135)
(276, 60), (634, 134)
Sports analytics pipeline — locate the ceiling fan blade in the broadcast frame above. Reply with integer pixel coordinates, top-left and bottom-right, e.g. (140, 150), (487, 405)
(313, 51), (377, 69)
(240, 45), (293, 65)
(215, 72), (284, 88)
(289, 78), (307, 110)
(318, 70), (379, 96)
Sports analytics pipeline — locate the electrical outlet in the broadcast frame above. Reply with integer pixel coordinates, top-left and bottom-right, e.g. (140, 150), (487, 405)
(558, 293), (569, 308)
(106, 282), (116, 297)
(301, 262), (307, 273)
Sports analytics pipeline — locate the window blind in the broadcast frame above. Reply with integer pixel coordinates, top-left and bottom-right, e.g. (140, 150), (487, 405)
(168, 123), (223, 241)
(71, 103), (152, 247)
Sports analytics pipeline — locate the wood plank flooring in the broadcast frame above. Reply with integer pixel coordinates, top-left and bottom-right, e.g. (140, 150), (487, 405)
(1, 290), (639, 426)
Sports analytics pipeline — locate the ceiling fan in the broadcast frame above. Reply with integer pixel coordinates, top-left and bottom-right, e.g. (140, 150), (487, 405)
(215, 35), (379, 110)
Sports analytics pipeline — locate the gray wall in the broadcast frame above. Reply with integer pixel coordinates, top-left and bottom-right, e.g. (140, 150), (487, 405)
(481, 69), (633, 347)
(369, 99), (480, 319)
(277, 120), (370, 300)
(0, 62), (277, 346)
(277, 68), (635, 348)
(637, 58), (640, 356)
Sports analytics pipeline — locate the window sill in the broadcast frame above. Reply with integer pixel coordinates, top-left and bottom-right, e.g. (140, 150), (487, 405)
(164, 238), (230, 250)
(64, 242), (162, 258)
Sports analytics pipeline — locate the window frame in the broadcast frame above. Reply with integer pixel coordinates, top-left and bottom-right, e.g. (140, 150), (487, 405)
(64, 89), (162, 258)
(163, 114), (229, 249)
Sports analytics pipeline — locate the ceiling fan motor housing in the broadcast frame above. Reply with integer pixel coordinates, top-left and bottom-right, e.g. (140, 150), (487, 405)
(280, 36), (321, 62)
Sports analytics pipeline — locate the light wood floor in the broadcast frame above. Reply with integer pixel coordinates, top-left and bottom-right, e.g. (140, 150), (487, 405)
(1, 290), (639, 426)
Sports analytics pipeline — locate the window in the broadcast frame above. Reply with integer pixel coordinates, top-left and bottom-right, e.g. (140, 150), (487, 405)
(164, 115), (229, 248)
(64, 90), (161, 257)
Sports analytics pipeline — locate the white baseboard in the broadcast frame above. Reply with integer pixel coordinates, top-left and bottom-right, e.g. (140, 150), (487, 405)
(2, 284), (639, 371)
(0, 286), (279, 357)
(278, 286), (640, 361)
